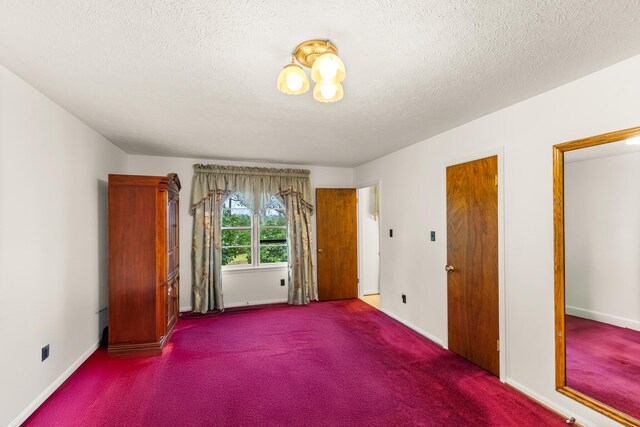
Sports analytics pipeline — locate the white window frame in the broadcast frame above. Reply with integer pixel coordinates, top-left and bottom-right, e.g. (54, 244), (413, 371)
(221, 197), (288, 271)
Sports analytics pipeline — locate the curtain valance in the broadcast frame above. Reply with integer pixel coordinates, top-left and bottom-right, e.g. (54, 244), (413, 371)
(191, 164), (313, 213)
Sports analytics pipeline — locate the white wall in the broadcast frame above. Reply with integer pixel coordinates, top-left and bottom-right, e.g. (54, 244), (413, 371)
(565, 152), (640, 331)
(353, 55), (640, 427)
(358, 186), (380, 295)
(222, 268), (288, 307)
(126, 155), (353, 309)
(0, 65), (128, 426)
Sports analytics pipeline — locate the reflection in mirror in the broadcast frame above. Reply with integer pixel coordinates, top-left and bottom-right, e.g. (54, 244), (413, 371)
(564, 138), (640, 421)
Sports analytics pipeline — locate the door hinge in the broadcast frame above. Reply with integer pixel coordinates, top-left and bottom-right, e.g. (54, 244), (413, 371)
(494, 175), (498, 187)
(497, 339), (500, 352)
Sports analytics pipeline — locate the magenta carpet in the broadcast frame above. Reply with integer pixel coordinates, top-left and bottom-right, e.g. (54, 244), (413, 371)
(566, 315), (640, 419)
(25, 300), (563, 426)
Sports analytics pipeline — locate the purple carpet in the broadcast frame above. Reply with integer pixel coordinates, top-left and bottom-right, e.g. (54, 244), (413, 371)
(25, 300), (564, 426)
(566, 315), (640, 419)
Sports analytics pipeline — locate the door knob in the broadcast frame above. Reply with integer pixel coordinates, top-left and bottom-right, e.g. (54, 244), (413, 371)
(445, 265), (455, 273)
(318, 248), (324, 254)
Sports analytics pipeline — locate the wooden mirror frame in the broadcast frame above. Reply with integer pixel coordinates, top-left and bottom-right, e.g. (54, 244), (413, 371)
(554, 125), (640, 427)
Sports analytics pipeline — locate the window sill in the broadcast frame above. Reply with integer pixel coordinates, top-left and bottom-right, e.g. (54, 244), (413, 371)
(222, 264), (288, 275)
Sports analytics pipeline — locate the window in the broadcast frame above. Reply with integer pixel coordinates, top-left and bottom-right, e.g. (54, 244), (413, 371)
(221, 193), (288, 268)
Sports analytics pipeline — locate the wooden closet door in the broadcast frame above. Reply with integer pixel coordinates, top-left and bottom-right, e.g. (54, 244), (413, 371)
(316, 188), (358, 300)
(446, 156), (500, 376)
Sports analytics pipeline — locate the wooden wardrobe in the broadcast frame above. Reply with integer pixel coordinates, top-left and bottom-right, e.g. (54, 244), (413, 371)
(108, 173), (180, 355)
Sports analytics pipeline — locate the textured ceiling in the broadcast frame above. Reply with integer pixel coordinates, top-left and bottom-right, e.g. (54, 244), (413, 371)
(1, 1), (640, 167)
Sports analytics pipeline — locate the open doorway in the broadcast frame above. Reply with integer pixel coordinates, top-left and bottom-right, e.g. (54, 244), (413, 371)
(357, 185), (381, 310)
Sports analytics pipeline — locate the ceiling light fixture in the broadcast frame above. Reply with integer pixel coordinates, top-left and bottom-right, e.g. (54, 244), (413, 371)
(277, 39), (345, 103)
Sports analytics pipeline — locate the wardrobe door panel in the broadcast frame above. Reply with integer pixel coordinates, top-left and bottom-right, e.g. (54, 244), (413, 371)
(109, 185), (157, 344)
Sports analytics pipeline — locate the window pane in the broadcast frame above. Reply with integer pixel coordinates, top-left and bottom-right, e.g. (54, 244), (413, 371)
(221, 229), (251, 247)
(222, 194), (252, 227)
(260, 197), (286, 226)
(259, 227), (286, 244)
(261, 211), (286, 226)
(260, 245), (288, 264)
(222, 247), (252, 266)
(222, 208), (251, 227)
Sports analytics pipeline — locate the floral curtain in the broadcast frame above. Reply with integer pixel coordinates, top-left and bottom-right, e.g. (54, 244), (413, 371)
(192, 190), (230, 313)
(191, 164), (316, 313)
(279, 189), (317, 305)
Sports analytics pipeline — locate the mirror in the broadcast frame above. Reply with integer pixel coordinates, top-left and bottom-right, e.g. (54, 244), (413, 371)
(554, 126), (640, 427)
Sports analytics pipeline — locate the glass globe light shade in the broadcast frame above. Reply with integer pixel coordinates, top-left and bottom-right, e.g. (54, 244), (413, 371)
(277, 63), (309, 95)
(286, 72), (304, 91)
(311, 53), (345, 83)
(313, 82), (344, 103)
(320, 83), (337, 99)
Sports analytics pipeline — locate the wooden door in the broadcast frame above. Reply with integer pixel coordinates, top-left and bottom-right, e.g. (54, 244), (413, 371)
(446, 156), (499, 376)
(316, 188), (358, 300)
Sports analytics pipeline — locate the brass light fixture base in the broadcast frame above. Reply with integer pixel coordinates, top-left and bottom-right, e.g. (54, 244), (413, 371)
(293, 39), (338, 68)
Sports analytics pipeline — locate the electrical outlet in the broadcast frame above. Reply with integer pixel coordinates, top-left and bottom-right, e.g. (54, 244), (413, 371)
(42, 344), (50, 361)
(402, 294), (406, 304)
(389, 229), (393, 238)
(430, 231), (436, 241)
(280, 279), (285, 287)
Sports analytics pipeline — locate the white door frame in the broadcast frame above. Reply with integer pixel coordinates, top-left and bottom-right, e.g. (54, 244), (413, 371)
(441, 147), (507, 382)
(355, 180), (382, 304)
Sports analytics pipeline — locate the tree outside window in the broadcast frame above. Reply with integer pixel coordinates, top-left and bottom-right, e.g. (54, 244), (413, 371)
(221, 193), (287, 267)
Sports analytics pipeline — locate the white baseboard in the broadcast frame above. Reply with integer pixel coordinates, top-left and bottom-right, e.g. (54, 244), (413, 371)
(9, 341), (100, 427)
(505, 378), (596, 427)
(180, 305), (191, 313)
(224, 298), (287, 308)
(566, 305), (640, 331)
(363, 291), (380, 296)
(379, 308), (443, 346)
